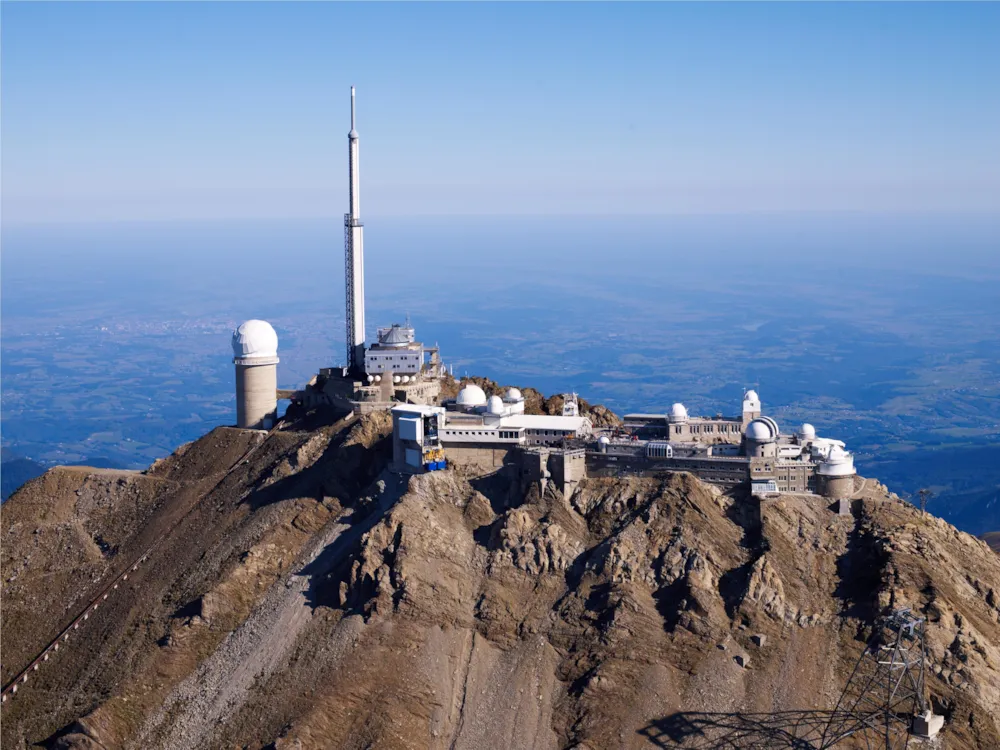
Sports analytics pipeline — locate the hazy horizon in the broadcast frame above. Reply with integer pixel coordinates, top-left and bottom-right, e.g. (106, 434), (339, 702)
(2, 4), (999, 533)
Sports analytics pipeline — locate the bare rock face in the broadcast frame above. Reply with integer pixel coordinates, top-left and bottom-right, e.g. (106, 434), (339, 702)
(3, 412), (1000, 750)
(744, 555), (789, 621)
(493, 509), (583, 575)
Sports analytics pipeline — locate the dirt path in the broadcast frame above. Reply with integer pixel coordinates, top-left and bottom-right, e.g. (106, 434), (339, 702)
(135, 472), (409, 750)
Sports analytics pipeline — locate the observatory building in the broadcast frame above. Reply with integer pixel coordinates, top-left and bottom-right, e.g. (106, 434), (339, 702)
(391, 385), (591, 474)
(390, 388), (857, 503)
(232, 319), (279, 430)
(598, 391), (857, 500)
(621, 389), (762, 444)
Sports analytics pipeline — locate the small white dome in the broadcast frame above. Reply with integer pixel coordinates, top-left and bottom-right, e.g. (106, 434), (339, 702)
(668, 403), (688, 422)
(745, 418), (776, 442)
(504, 387), (523, 402)
(486, 395), (505, 415)
(744, 389), (759, 403)
(456, 383), (488, 407)
(597, 435), (611, 445)
(232, 320), (278, 359)
(799, 423), (816, 439)
(393, 375), (401, 383)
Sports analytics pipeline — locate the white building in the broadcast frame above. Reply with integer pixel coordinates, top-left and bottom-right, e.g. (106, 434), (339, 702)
(390, 404), (447, 472)
(617, 391), (857, 498)
(390, 384), (592, 472)
(364, 323), (426, 377)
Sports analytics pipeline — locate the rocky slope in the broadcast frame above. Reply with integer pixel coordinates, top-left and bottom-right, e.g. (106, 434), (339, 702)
(983, 531), (1000, 555)
(3, 408), (1000, 749)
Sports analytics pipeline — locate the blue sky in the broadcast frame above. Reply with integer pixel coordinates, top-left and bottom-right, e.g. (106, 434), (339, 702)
(2, 2), (998, 223)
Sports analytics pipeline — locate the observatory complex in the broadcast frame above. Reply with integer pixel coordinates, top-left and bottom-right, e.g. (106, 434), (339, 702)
(390, 388), (857, 503)
(228, 87), (857, 505)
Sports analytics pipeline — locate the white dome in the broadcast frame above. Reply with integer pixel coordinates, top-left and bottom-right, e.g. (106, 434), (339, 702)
(745, 418), (776, 442)
(744, 389), (759, 402)
(597, 435), (611, 445)
(232, 320), (278, 359)
(504, 387), (523, 402)
(759, 416), (779, 437)
(669, 403), (688, 422)
(798, 423), (816, 439)
(818, 446), (855, 476)
(456, 383), (488, 407)
(486, 395), (505, 415)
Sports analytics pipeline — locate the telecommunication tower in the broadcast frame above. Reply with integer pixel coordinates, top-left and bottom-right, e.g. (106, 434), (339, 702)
(345, 85), (366, 373)
(820, 608), (934, 749)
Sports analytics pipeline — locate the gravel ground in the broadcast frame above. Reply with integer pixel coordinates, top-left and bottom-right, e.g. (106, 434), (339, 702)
(135, 472), (408, 750)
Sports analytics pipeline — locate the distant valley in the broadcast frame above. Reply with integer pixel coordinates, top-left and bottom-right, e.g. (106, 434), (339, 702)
(2, 215), (998, 531)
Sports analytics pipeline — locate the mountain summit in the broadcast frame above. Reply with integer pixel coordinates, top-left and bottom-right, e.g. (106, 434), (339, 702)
(3, 398), (999, 749)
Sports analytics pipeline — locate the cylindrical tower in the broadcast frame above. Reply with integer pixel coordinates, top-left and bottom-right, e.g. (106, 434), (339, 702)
(818, 446), (856, 500)
(744, 418), (778, 457)
(742, 389), (761, 425)
(232, 320), (279, 430)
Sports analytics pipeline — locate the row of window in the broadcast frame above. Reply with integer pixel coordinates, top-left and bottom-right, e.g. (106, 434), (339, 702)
(646, 444), (673, 458)
(443, 429), (522, 439)
(439, 428), (570, 440)
(674, 423), (741, 434)
(666, 459), (744, 471)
